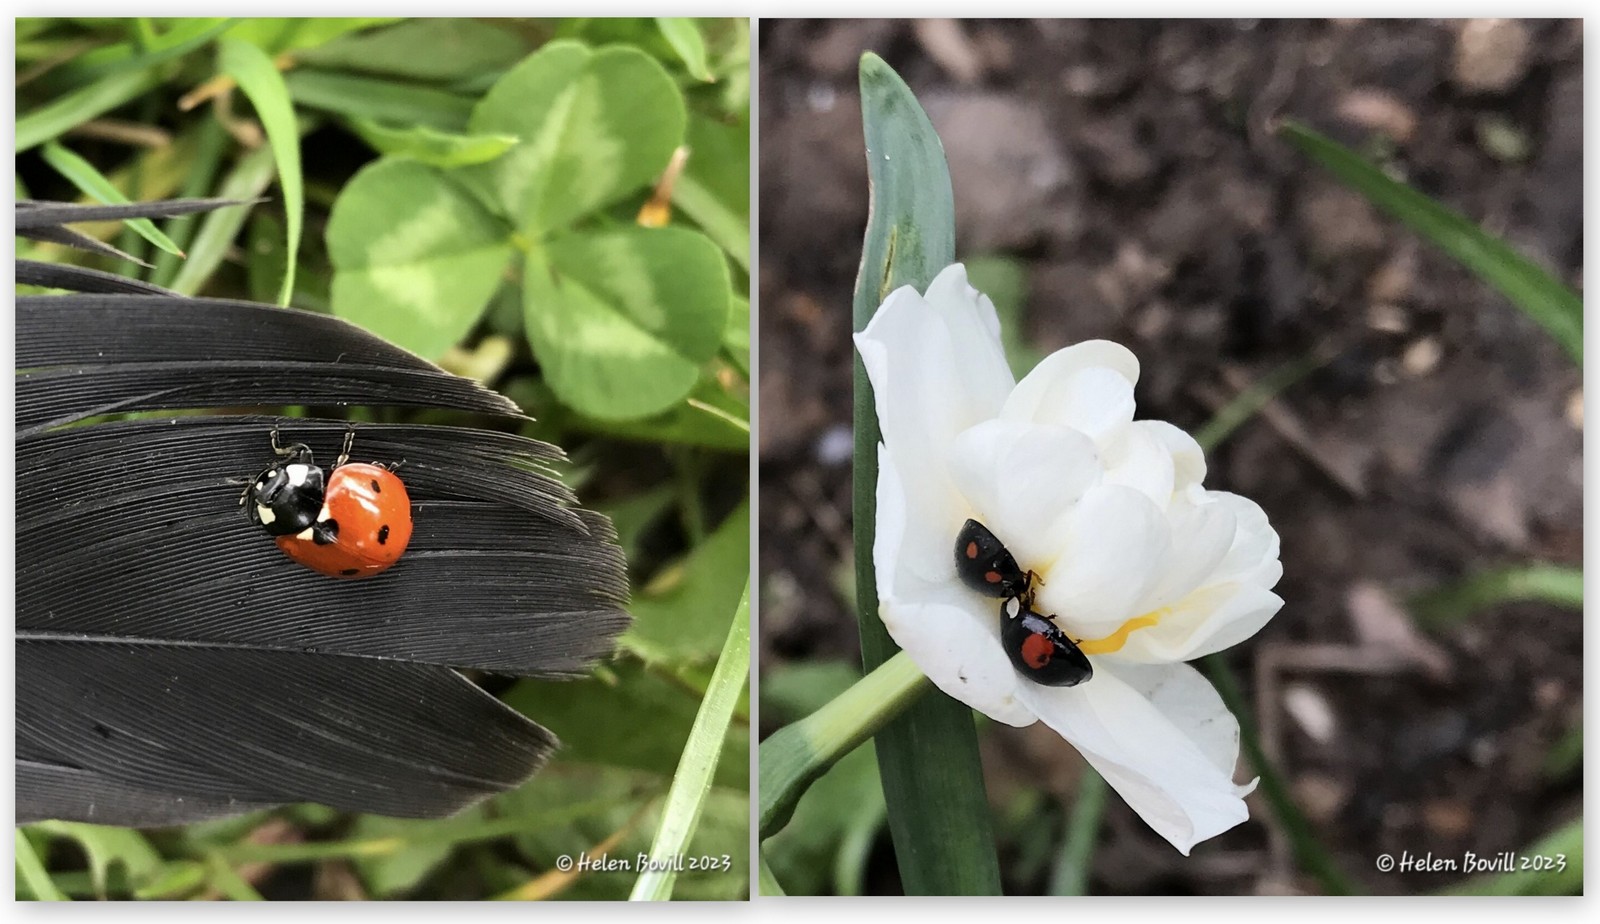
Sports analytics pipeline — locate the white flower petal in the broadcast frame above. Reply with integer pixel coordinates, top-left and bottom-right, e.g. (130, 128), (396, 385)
(1139, 420), (1207, 491)
(880, 593), (1037, 728)
(1015, 662), (1254, 855)
(1001, 340), (1140, 443)
(1034, 484), (1169, 634)
(1117, 584), (1284, 663)
(946, 420), (1101, 568)
(1136, 496), (1238, 613)
(1099, 419), (1177, 509)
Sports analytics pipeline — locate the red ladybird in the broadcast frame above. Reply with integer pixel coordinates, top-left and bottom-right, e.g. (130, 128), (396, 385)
(242, 429), (413, 579)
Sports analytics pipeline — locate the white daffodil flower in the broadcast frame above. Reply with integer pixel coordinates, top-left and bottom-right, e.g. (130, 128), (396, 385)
(855, 263), (1284, 855)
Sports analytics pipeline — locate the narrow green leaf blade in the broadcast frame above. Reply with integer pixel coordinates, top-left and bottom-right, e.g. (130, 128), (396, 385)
(16, 68), (161, 153)
(39, 142), (184, 257)
(1279, 120), (1582, 365)
(218, 38), (302, 306)
(166, 145), (275, 296)
(15, 830), (68, 901)
(1411, 564), (1583, 629)
(655, 18), (714, 82)
(850, 51), (1000, 895)
(631, 584), (750, 900)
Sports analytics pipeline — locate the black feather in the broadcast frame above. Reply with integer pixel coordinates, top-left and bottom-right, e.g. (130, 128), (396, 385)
(17, 260), (181, 296)
(15, 199), (631, 827)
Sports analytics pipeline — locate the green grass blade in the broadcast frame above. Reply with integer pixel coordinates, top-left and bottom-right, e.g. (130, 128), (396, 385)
(167, 145), (275, 296)
(16, 68), (161, 152)
(1048, 771), (1108, 895)
(219, 38), (302, 305)
(151, 118), (230, 288)
(1279, 120), (1582, 365)
(655, 18), (714, 81)
(15, 830), (69, 901)
(850, 51), (1000, 895)
(630, 583), (750, 901)
(40, 141), (185, 258)
(285, 69), (475, 131)
(201, 853), (265, 901)
(1441, 818), (1582, 895)
(1203, 656), (1355, 894)
(1411, 564), (1583, 629)
(1191, 347), (1337, 452)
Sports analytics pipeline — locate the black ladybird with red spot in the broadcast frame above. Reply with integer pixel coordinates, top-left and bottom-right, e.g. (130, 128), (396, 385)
(242, 430), (413, 579)
(953, 518), (1033, 599)
(999, 597), (1093, 687)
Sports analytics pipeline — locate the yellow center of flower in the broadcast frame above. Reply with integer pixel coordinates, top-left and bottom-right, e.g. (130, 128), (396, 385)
(1075, 608), (1168, 655)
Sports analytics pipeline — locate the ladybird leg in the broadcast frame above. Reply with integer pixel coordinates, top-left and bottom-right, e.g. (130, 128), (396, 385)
(333, 427), (355, 469)
(270, 428), (314, 462)
(387, 458), (407, 473)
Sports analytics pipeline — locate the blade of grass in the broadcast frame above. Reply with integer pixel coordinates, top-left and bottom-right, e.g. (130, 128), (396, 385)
(1279, 120), (1582, 365)
(40, 141), (185, 258)
(151, 118), (230, 288)
(1203, 655), (1354, 894)
(167, 145), (275, 295)
(630, 584), (750, 901)
(200, 852), (264, 901)
(1191, 345), (1339, 451)
(1048, 770), (1108, 895)
(284, 69), (475, 131)
(15, 829), (69, 901)
(1411, 564), (1582, 629)
(16, 68), (162, 152)
(219, 38), (301, 305)
(851, 51), (1000, 895)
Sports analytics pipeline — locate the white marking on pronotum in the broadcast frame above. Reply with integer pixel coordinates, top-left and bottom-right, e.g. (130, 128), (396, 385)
(316, 503), (332, 522)
(285, 464), (310, 487)
(257, 505), (276, 525)
(296, 527), (315, 541)
(1004, 598), (1023, 620)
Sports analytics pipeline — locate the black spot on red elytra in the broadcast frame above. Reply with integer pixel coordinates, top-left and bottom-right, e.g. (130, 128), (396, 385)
(370, 479), (380, 492)
(377, 525), (390, 545)
(341, 568), (360, 576)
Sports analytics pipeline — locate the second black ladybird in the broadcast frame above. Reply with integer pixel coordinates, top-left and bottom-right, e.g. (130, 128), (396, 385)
(954, 518), (1033, 599)
(1000, 597), (1093, 687)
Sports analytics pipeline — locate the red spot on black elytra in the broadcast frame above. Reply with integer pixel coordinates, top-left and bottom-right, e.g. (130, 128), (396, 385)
(1022, 632), (1054, 669)
(985, 570), (1002, 584)
(965, 541), (979, 559)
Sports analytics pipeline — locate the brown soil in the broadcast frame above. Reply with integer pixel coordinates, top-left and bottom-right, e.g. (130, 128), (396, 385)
(757, 18), (1582, 895)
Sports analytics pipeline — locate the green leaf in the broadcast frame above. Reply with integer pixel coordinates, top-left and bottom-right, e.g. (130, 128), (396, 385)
(525, 226), (730, 420)
(328, 158), (514, 358)
(849, 51), (999, 895)
(16, 67), (160, 152)
(1411, 564), (1583, 629)
(285, 69), (475, 131)
(465, 41), (686, 233)
(632, 583), (750, 900)
(502, 661), (749, 790)
(219, 37), (302, 305)
(15, 830), (68, 901)
(655, 18), (714, 82)
(565, 376), (749, 451)
(621, 499), (749, 665)
(295, 19), (528, 83)
(166, 144), (275, 296)
(723, 295), (750, 376)
(39, 141), (184, 258)
(27, 822), (163, 899)
(1280, 120), (1582, 365)
(675, 113), (751, 268)
(347, 118), (519, 169)
(223, 17), (398, 55)
(1048, 771), (1108, 895)
(43, 18), (237, 85)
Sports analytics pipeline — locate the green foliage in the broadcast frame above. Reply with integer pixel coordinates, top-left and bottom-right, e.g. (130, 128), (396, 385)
(16, 16), (748, 902)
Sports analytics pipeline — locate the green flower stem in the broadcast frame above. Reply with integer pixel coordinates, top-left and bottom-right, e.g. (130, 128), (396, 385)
(15, 829), (68, 901)
(759, 650), (929, 840)
(1048, 771), (1108, 895)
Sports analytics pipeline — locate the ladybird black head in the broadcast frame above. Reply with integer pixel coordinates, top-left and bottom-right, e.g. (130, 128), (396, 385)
(1000, 598), (1093, 687)
(954, 519), (1031, 599)
(246, 459), (327, 537)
